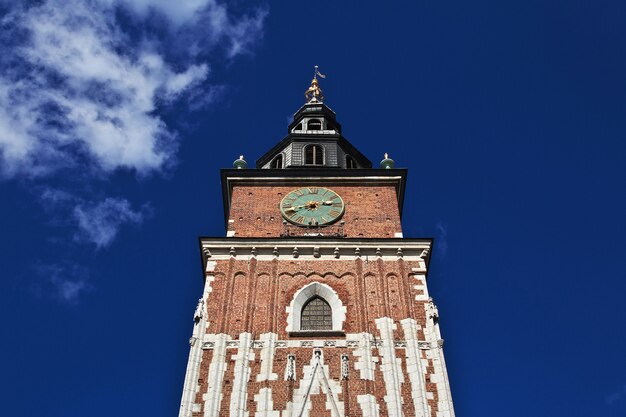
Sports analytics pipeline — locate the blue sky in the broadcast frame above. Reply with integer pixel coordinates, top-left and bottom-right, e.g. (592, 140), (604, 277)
(1, 1), (625, 416)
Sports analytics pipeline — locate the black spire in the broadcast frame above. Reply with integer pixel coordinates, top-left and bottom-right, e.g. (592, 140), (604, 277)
(256, 70), (372, 170)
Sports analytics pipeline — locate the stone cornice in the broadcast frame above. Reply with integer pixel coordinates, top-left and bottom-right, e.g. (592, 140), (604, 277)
(199, 237), (432, 272)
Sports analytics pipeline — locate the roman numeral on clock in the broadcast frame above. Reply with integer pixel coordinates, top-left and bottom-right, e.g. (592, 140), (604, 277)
(328, 209), (341, 218)
(295, 215), (305, 224)
(308, 187), (318, 194)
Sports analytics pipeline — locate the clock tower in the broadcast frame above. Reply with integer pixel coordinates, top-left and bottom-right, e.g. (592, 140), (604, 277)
(178, 73), (456, 417)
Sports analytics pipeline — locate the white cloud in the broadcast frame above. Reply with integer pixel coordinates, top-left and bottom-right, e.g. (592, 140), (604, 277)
(0, 0), (210, 178)
(52, 275), (89, 303)
(73, 197), (150, 248)
(33, 263), (92, 304)
(0, 0), (266, 179)
(606, 384), (626, 406)
(105, 0), (214, 25)
(0, 0), (266, 248)
(39, 189), (149, 248)
(436, 221), (448, 259)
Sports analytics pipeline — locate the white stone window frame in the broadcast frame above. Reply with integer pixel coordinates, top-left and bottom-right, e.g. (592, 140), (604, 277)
(286, 282), (346, 333)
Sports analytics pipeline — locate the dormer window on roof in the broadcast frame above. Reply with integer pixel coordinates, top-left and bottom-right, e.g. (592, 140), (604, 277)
(270, 154), (283, 169)
(305, 144), (324, 165)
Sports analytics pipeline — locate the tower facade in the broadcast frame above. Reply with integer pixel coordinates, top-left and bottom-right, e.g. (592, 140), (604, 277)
(179, 75), (455, 417)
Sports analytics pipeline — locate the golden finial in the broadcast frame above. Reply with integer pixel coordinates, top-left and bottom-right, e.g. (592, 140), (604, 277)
(305, 65), (326, 103)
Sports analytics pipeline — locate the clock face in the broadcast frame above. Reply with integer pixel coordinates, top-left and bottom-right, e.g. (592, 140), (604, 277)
(280, 187), (345, 226)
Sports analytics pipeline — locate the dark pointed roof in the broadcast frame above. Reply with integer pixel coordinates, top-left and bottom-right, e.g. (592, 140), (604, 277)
(256, 74), (372, 169)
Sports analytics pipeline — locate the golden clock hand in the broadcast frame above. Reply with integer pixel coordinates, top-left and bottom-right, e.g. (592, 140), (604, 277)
(285, 204), (306, 212)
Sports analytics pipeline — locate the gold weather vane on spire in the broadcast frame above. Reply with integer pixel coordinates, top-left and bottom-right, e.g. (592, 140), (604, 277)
(305, 65), (326, 103)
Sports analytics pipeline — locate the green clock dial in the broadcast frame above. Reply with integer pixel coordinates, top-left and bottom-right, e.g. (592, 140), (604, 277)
(280, 187), (345, 226)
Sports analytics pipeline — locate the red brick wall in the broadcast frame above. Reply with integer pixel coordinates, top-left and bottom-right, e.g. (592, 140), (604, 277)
(227, 185), (403, 238)
(203, 258), (425, 337)
(191, 257), (439, 417)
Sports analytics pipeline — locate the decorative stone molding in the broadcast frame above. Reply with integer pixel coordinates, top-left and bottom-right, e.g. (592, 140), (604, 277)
(199, 239), (432, 265)
(198, 333), (443, 351)
(286, 354), (296, 381)
(341, 355), (349, 380)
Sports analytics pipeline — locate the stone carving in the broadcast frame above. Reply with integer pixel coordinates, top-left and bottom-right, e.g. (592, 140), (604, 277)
(286, 354), (296, 381)
(226, 341), (239, 348)
(394, 341), (407, 348)
(334, 247), (340, 258)
(300, 341), (313, 347)
(193, 298), (204, 323)
(202, 342), (215, 349)
(293, 247), (299, 258)
(346, 340), (360, 348)
(275, 341), (287, 348)
(341, 355), (349, 380)
(427, 298), (439, 322)
(313, 247), (320, 258)
(323, 340), (336, 347)
(253, 341), (265, 349)
(273, 247), (279, 257)
(229, 247), (236, 257)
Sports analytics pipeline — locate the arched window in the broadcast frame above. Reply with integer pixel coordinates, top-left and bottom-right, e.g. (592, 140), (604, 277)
(286, 282), (346, 333)
(270, 154), (283, 169)
(301, 296), (332, 330)
(346, 155), (357, 169)
(307, 119), (322, 130)
(305, 144), (324, 165)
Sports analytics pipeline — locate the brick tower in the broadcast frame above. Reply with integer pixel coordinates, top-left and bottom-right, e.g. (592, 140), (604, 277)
(178, 71), (455, 417)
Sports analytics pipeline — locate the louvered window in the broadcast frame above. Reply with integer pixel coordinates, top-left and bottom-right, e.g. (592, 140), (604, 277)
(308, 119), (322, 130)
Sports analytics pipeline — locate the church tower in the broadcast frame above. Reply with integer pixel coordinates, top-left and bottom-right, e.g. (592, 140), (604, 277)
(178, 71), (455, 417)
